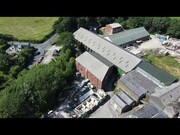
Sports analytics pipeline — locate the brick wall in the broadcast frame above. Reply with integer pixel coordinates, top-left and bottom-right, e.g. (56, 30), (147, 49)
(76, 61), (102, 89)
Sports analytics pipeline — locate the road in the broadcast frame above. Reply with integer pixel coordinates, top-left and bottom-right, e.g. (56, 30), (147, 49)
(27, 34), (59, 69)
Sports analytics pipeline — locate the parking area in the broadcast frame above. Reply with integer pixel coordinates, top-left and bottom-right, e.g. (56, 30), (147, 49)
(124, 35), (180, 59)
(41, 45), (62, 64)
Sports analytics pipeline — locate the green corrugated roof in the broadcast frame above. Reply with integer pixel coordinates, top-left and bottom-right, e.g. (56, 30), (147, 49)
(106, 27), (150, 46)
(138, 61), (177, 86)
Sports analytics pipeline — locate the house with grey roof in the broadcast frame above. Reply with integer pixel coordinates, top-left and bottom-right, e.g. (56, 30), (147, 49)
(75, 51), (115, 90)
(6, 41), (31, 54)
(150, 81), (180, 118)
(126, 103), (167, 118)
(110, 91), (135, 114)
(73, 27), (142, 73)
(103, 27), (150, 48)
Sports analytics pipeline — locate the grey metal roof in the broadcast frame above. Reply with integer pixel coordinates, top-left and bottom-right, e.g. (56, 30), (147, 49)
(117, 91), (134, 105)
(104, 27), (150, 46)
(73, 27), (141, 73)
(76, 51), (110, 81)
(127, 70), (159, 94)
(112, 95), (127, 109)
(132, 103), (167, 118)
(120, 73), (148, 97)
(89, 51), (113, 67)
(152, 81), (180, 106)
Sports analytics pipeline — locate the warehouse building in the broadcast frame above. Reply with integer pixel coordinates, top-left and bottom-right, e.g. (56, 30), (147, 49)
(137, 60), (178, 86)
(75, 51), (116, 90)
(103, 27), (150, 48)
(118, 71), (148, 104)
(73, 27), (142, 75)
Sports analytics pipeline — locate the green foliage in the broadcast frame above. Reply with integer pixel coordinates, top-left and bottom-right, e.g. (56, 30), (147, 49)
(53, 17), (77, 34)
(56, 32), (74, 46)
(126, 17), (145, 29)
(167, 19), (180, 38)
(151, 17), (171, 34)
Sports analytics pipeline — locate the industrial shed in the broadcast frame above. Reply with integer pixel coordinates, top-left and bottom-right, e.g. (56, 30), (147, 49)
(75, 51), (115, 90)
(150, 81), (180, 117)
(104, 27), (150, 48)
(118, 71), (149, 103)
(73, 27), (142, 73)
(110, 91), (135, 114)
(137, 60), (178, 86)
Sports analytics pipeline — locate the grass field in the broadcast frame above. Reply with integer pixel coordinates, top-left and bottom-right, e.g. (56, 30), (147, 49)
(0, 17), (58, 41)
(144, 51), (180, 78)
(170, 17), (180, 20)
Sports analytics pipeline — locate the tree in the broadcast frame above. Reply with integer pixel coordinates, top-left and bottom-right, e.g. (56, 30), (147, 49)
(143, 17), (153, 32)
(77, 17), (88, 29)
(167, 19), (180, 38)
(9, 65), (21, 78)
(96, 17), (115, 27)
(152, 17), (171, 34)
(53, 17), (77, 34)
(0, 53), (11, 73)
(126, 17), (145, 29)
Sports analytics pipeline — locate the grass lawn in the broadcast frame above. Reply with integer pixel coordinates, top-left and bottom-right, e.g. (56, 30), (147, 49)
(0, 17), (58, 41)
(144, 51), (180, 78)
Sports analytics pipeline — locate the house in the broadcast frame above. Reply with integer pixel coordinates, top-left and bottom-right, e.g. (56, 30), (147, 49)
(104, 23), (124, 35)
(127, 103), (167, 118)
(73, 27), (142, 73)
(150, 81), (180, 118)
(110, 91), (135, 114)
(6, 41), (31, 54)
(137, 60), (177, 86)
(75, 51), (115, 90)
(103, 27), (150, 48)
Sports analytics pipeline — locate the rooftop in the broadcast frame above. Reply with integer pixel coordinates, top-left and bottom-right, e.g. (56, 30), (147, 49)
(107, 23), (122, 28)
(152, 81), (180, 106)
(137, 60), (177, 86)
(111, 94), (127, 109)
(104, 27), (150, 46)
(117, 91), (134, 105)
(131, 103), (167, 118)
(76, 51), (111, 81)
(120, 72), (148, 97)
(73, 27), (141, 73)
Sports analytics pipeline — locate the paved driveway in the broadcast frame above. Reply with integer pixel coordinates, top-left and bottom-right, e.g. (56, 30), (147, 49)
(89, 100), (119, 118)
(27, 34), (59, 68)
